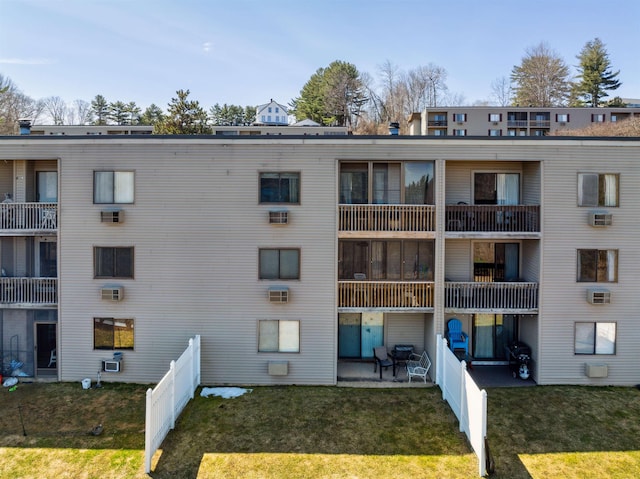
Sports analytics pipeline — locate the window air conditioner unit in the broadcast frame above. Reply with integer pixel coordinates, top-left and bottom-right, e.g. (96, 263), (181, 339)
(268, 286), (289, 303)
(589, 212), (612, 227)
(587, 288), (611, 304)
(492, 122), (499, 125)
(268, 210), (288, 225)
(102, 359), (121, 372)
(101, 286), (124, 301)
(101, 210), (124, 223)
(585, 363), (608, 378)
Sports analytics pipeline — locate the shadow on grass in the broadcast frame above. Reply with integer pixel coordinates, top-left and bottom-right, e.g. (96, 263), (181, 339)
(150, 386), (477, 478)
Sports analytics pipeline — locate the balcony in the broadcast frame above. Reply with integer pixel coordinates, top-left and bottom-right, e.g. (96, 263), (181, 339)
(0, 203), (58, 234)
(446, 205), (539, 234)
(428, 120), (448, 127)
(339, 205), (435, 234)
(0, 277), (57, 306)
(338, 280), (434, 310)
(529, 120), (550, 128)
(445, 281), (538, 312)
(507, 120), (528, 128)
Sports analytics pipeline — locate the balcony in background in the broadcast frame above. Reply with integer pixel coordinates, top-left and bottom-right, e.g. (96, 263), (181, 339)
(339, 205), (435, 234)
(446, 205), (539, 234)
(338, 280), (434, 310)
(0, 203), (57, 234)
(445, 281), (538, 312)
(0, 277), (57, 307)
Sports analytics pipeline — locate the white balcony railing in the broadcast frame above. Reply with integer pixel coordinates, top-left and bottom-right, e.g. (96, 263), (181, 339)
(339, 205), (435, 232)
(338, 281), (434, 309)
(0, 277), (57, 305)
(445, 282), (538, 311)
(0, 203), (58, 231)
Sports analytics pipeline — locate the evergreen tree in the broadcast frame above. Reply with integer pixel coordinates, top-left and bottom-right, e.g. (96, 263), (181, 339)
(155, 90), (211, 134)
(573, 38), (621, 107)
(108, 101), (129, 125)
(91, 95), (109, 125)
(139, 104), (165, 126)
(291, 60), (367, 128)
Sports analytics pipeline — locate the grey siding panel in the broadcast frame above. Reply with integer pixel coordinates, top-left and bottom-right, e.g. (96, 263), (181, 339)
(538, 145), (640, 385)
(445, 239), (472, 281)
(55, 143), (337, 385)
(386, 313), (426, 352)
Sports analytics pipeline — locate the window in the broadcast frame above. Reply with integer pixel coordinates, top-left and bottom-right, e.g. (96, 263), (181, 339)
(268, 107), (272, 113)
(575, 322), (616, 355)
(260, 172), (300, 203)
(489, 129), (502, 136)
(258, 319), (299, 352)
(261, 115), (265, 123)
(453, 113), (467, 122)
(94, 171), (134, 204)
(489, 113), (502, 122)
(556, 114), (569, 122)
(275, 107), (279, 113)
(577, 249), (617, 282)
(578, 173), (618, 207)
(474, 173), (520, 205)
(94, 247), (134, 278)
(592, 114), (605, 123)
(259, 248), (300, 279)
(453, 129), (466, 136)
(94, 317), (134, 350)
(338, 240), (434, 280)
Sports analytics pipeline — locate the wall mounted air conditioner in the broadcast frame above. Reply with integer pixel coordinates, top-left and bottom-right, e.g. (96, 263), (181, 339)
(268, 360), (289, 375)
(268, 210), (289, 225)
(585, 363), (608, 378)
(589, 211), (612, 227)
(101, 210), (124, 223)
(268, 286), (289, 303)
(102, 359), (121, 372)
(101, 286), (124, 301)
(587, 288), (611, 304)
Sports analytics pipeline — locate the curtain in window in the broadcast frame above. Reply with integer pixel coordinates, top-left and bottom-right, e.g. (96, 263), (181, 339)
(259, 320), (279, 351)
(496, 173), (519, 205)
(279, 320), (299, 352)
(473, 314), (494, 359)
(603, 174), (617, 207)
(504, 244), (519, 281)
(595, 323), (616, 354)
(94, 172), (114, 203)
(607, 250), (617, 282)
(114, 172), (134, 203)
(286, 174), (299, 203)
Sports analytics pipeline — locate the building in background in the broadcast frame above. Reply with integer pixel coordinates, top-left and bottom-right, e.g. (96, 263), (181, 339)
(408, 107), (640, 137)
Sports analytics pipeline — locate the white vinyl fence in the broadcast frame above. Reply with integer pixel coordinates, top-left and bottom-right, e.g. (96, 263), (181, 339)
(435, 334), (488, 477)
(144, 335), (201, 474)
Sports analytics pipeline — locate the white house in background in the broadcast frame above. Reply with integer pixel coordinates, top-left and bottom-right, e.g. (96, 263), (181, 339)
(255, 99), (289, 126)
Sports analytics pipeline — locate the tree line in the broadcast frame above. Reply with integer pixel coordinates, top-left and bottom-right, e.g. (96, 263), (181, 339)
(0, 37), (624, 135)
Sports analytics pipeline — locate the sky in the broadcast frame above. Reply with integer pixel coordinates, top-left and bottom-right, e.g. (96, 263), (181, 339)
(1, 0), (639, 116)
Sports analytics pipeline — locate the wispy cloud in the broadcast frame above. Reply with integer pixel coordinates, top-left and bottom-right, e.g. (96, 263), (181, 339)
(0, 58), (56, 65)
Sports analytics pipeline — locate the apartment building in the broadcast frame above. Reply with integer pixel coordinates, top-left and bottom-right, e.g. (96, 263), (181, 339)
(0, 135), (638, 387)
(408, 107), (640, 137)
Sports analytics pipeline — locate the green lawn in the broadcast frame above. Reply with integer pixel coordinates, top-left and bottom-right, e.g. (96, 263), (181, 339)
(1, 382), (639, 478)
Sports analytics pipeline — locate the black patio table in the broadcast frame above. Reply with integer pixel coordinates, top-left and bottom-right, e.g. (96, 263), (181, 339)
(389, 344), (414, 376)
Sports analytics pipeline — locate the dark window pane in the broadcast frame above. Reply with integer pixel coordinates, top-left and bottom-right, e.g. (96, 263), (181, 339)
(578, 250), (597, 282)
(115, 248), (133, 277)
(259, 249), (280, 279)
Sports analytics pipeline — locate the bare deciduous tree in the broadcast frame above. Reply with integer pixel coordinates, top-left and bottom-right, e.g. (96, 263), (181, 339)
(511, 42), (571, 107)
(42, 96), (67, 125)
(490, 76), (512, 106)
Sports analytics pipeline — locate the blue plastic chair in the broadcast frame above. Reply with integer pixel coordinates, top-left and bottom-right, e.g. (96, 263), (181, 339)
(447, 318), (469, 355)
